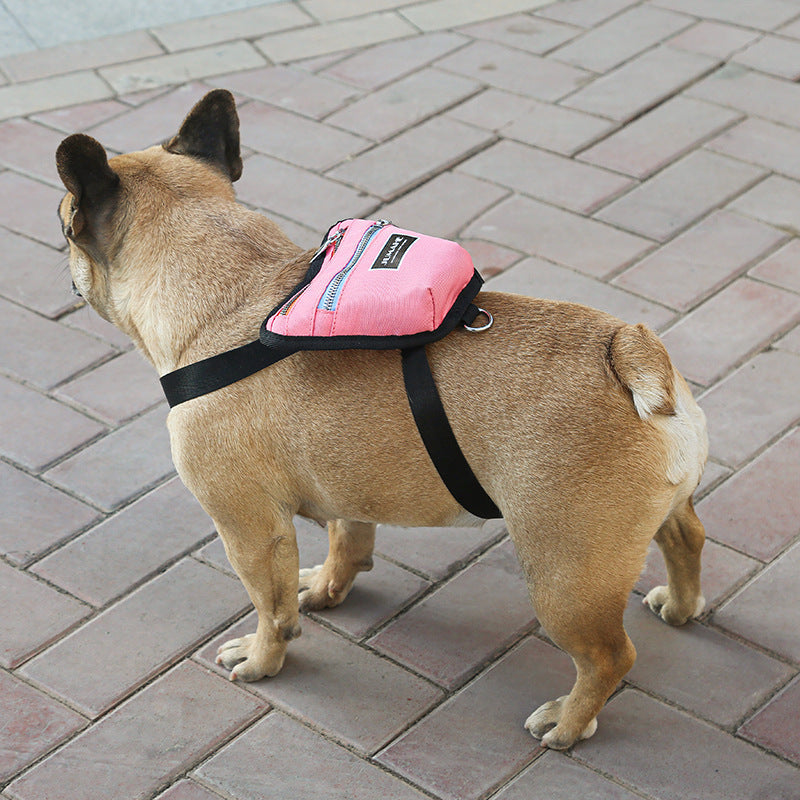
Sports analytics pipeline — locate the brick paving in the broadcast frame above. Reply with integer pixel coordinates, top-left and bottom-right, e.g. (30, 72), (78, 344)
(0, 2), (798, 798)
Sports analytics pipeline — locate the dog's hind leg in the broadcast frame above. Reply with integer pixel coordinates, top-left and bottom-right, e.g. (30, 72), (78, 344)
(510, 514), (647, 750)
(524, 589), (636, 750)
(298, 519), (376, 611)
(644, 497), (706, 625)
(214, 511), (302, 681)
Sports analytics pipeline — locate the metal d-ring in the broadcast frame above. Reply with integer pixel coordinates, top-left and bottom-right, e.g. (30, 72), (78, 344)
(464, 307), (493, 332)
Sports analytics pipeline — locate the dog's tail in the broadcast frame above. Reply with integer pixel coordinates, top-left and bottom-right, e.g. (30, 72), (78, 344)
(608, 324), (677, 420)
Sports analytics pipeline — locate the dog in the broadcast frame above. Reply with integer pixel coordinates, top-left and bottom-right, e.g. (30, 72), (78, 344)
(55, 89), (708, 750)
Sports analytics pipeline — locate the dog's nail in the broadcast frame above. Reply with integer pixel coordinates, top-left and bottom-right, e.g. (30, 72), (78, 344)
(230, 670), (237, 681)
(215, 654), (222, 664)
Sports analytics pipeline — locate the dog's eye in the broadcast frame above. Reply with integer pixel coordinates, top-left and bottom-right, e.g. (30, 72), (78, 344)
(57, 203), (71, 240)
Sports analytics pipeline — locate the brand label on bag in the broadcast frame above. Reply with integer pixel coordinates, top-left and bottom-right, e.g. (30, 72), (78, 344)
(370, 234), (417, 270)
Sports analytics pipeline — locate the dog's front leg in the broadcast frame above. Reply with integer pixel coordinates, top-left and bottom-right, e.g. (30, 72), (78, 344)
(215, 512), (301, 681)
(298, 520), (376, 611)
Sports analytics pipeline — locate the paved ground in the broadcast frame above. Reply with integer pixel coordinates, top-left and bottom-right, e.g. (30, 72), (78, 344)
(1, 1), (799, 798)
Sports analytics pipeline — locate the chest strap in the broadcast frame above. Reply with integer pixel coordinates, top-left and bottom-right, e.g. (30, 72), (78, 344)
(402, 345), (501, 519)
(161, 339), (290, 407)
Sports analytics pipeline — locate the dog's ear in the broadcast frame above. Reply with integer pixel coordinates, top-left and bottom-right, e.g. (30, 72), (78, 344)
(163, 89), (243, 182)
(56, 134), (120, 239)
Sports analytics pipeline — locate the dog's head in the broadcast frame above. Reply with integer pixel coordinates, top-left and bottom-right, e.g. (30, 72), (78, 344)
(55, 89), (243, 322)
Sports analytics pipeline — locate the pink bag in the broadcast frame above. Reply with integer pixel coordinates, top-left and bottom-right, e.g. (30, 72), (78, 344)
(261, 219), (485, 350)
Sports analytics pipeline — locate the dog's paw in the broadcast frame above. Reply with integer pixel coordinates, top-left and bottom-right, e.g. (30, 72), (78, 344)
(215, 633), (286, 681)
(643, 585), (705, 626)
(298, 564), (323, 598)
(525, 696), (598, 750)
(298, 564), (353, 612)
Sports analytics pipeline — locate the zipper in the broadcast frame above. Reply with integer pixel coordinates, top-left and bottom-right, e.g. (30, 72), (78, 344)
(317, 219), (391, 312)
(277, 225), (349, 317)
(310, 226), (345, 264)
(277, 284), (309, 316)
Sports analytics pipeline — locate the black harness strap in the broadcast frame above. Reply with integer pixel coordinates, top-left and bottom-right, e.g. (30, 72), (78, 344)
(160, 339), (290, 408)
(401, 345), (501, 519)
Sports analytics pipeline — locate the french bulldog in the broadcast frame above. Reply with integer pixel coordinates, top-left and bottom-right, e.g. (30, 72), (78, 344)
(55, 89), (708, 749)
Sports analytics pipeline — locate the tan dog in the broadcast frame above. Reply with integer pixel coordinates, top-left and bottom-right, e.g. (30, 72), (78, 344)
(55, 89), (708, 750)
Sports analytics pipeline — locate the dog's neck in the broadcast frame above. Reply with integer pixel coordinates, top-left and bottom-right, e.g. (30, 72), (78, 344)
(108, 205), (306, 376)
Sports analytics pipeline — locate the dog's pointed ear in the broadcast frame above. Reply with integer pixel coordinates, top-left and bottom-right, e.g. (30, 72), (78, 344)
(56, 134), (120, 238)
(56, 133), (119, 205)
(163, 89), (243, 182)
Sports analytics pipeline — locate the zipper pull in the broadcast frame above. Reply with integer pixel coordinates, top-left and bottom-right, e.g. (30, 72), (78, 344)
(310, 228), (345, 262)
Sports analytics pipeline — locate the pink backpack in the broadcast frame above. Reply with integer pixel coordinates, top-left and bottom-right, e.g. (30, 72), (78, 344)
(261, 218), (487, 348)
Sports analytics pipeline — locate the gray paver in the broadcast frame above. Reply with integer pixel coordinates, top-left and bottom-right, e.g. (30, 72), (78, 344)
(0, 227), (77, 318)
(652, 0), (799, 31)
(578, 95), (742, 179)
(377, 636), (573, 800)
(31, 477), (215, 606)
(739, 674), (800, 766)
(491, 751), (643, 800)
(612, 209), (786, 311)
(19, 558), (250, 717)
(659, 277), (800, 385)
(6, 662), (263, 800)
(237, 100), (369, 170)
(220, 64), (360, 119)
(377, 171), (509, 239)
(0, 670), (86, 783)
(574, 689), (800, 800)
(465, 194), (654, 279)
(196, 712), (429, 800)
(595, 149), (766, 242)
(623, 596), (794, 728)
(699, 350), (800, 468)
(688, 63), (800, 129)
(0, 375), (107, 472)
(327, 115), (493, 200)
(539, 0), (640, 28)
(256, 11), (417, 63)
(714, 542), (800, 662)
(458, 13), (581, 55)
(0, 296), (113, 390)
(54, 349), (165, 425)
(323, 30), (467, 90)
(235, 153), (378, 231)
(0, 560), (90, 669)
(198, 614), (443, 754)
(562, 45), (718, 122)
(551, 5), (693, 73)
(436, 40), (591, 101)
(325, 67), (480, 141)
(401, 0), (553, 32)
(43, 404), (175, 511)
(368, 540), (536, 689)
(459, 138), (633, 214)
(0, 461), (99, 566)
